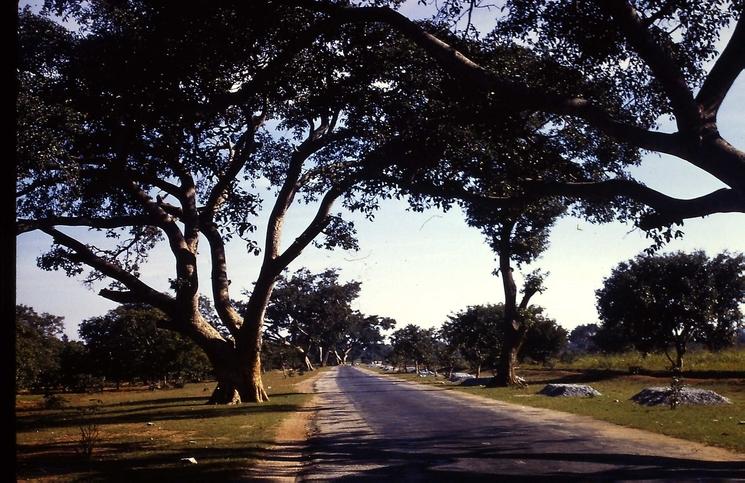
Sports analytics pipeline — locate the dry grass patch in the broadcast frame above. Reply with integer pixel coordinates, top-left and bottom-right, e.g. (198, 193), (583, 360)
(16, 369), (323, 482)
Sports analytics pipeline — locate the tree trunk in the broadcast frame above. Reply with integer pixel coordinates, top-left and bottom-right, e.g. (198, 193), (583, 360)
(675, 344), (686, 373)
(322, 348), (331, 367)
(495, 344), (521, 386)
(493, 233), (524, 387)
(304, 354), (315, 372)
(476, 363), (481, 380)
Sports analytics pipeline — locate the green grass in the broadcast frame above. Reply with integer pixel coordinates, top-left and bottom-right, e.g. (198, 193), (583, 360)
(547, 348), (745, 373)
(378, 367), (745, 453)
(16, 370), (323, 481)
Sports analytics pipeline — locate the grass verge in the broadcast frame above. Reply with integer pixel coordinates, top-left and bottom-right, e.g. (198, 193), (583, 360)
(376, 368), (745, 453)
(16, 369), (324, 482)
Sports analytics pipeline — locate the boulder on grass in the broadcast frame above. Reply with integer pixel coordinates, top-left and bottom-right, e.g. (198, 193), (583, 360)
(631, 387), (731, 406)
(449, 372), (475, 382)
(539, 383), (602, 397)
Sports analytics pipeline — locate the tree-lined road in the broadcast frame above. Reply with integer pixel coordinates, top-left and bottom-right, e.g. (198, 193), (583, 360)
(299, 367), (744, 481)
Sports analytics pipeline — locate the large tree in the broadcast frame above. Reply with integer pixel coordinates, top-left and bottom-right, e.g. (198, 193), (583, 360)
(596, 250), (745, 371)
(389, 324), (438, 373)
(297, 0), (745, 233)
(16, 2), (410, 404)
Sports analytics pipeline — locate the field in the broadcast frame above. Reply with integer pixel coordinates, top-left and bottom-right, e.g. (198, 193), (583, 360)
(16, 370), (321, 482)
(379, 349), (745, 453)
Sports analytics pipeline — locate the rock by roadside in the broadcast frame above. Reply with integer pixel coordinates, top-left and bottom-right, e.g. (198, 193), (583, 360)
(538, 383), (602, 397)
(631, 386), (732, 406)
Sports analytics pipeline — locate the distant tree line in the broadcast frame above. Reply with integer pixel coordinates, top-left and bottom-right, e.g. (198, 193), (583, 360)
(387, 304), (568, 378)
(16, 304), (212, 393)
(16, 305), (211, 392)
(16, 267), (398, 393)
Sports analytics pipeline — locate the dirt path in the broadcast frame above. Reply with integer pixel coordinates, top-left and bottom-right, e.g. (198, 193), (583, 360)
(243, 372), (325, 482)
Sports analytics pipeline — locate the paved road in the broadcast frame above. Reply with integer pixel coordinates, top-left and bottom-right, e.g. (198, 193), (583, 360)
(299, 366), (745, 481)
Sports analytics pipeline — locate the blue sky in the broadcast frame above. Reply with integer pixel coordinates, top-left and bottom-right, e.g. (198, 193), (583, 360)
(16, 4), (745, 339)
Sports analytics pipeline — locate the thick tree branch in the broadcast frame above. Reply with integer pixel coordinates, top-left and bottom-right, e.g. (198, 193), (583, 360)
(402, 177), (745, 230)
(203, 103), (268, 218)
(122, 178), (199, 299)
(301, 2), (688, 158)
(274, 181), (350, 271)
(40, 227), (176, 313)
(262, 131), (336, 265)
(601, 0), (699, 132)
(201, 220), (242, 338)
(16, 214), (160, 235)
(696, 14), (745, 121)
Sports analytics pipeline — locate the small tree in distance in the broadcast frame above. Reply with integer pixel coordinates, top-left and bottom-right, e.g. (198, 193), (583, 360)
(440, 305), (503, 379)
(595, 251), (745, 372)
(389, 325), (438, 374)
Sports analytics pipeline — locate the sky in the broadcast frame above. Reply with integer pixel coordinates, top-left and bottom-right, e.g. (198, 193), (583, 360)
(15, 3), (745, 340)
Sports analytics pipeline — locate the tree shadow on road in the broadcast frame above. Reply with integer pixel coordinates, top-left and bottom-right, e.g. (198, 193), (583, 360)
(297, 425), (745, 481)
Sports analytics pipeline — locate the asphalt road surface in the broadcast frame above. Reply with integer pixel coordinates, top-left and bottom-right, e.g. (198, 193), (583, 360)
(298, 366), (745, 482)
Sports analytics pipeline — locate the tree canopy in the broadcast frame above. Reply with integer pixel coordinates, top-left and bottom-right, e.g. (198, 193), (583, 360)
(16, 0), (744, 401)
(595, 250), (745, 370)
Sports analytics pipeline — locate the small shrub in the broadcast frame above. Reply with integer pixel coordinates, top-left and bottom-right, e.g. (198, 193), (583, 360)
(669, 373), (684, 410)
(42, 393), (69, 409)
(76, 405), (101, 459)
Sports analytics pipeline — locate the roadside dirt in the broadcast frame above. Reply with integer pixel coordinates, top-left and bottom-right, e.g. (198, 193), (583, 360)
(245, 372), (324, 482)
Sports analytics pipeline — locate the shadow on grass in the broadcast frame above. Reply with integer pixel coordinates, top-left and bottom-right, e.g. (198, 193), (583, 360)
(17, 439), (279, 482)
(16, 397), (309, 432)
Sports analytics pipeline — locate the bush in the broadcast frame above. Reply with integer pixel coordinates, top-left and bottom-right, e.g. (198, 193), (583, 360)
(42, 393), (69, 409)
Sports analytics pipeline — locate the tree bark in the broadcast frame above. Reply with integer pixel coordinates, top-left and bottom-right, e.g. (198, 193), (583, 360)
(493, 222), (524, 386)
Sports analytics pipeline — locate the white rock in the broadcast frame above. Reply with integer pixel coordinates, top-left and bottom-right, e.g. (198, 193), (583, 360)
(631, 387), (731, 406)
(181, 457), (198, 464)
(539, 384), (602, 397)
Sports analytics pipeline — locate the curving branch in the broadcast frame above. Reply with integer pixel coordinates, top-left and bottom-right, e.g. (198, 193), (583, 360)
(601, 0), (699, 132)
(400, 177), (745, 230)
(201, 220), (242, 338)
(695, 14), (745, 121)
(274, 181), (352, 271)
(16, 214), (161, 235)
(40, 227), (177, 314)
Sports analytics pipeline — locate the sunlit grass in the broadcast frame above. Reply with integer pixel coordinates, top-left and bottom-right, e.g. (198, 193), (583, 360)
(546, 348), (745, 373)
(16, 369), (323, 481)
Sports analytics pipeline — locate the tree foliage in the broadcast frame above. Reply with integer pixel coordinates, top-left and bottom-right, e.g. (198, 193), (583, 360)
(596, 250), (745, 369)
(79, 305), (212, 384)
(440, 304), (503, 376)
(389, 324), (438, 372)
(15, 305), (66, 391)
(264, 268), (395, 368)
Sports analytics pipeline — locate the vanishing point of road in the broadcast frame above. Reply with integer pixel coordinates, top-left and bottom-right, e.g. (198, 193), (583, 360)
(288, 366), (745, 481)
